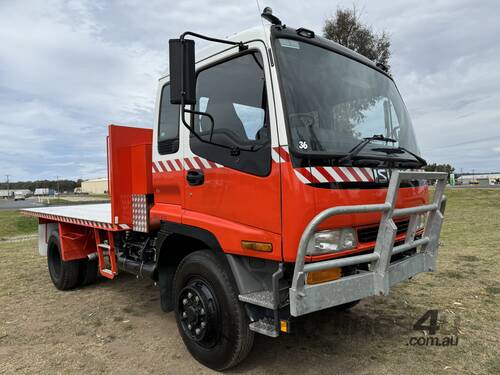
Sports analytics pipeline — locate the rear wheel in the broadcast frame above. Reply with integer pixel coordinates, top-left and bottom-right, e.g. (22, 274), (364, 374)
(77, 257), (99, 286)
(47, 233), (80, 290)
(173, 250), (254, 371)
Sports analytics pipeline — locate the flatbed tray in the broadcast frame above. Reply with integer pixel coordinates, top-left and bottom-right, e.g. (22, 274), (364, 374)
(22, 203), (130, 231)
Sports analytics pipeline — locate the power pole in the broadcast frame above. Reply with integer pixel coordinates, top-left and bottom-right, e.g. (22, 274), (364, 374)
(5, 175), (10, 198)
(56, 176), (60, 194)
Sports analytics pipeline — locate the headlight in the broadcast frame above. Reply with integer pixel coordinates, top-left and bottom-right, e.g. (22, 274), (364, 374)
(307, 228), (357, 256)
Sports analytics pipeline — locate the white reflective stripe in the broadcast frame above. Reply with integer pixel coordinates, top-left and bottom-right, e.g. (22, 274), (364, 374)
(310, 167), (328, 183)
(271, 149), (282, 163)
(323, 166), (342, 182)
(294, 169), (311, 184)
(339, 166), (355, 181)
(353, 167), (368, 182)
(282, 145), (289, 154)
(215, 162), (223, 168)
(172, 160), (181, 171)
(158, 160), (170, 172)
(364, 167), (375, 180)
(151, 166), (156, 174)
(199, 157), (211, 168)
(189, 157), (201, 169)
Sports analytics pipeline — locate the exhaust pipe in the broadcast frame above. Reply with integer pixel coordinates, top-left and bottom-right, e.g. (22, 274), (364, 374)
(116, 255), (156, 279)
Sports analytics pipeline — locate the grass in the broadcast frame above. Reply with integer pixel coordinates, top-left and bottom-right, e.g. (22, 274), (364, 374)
(0, 210), (37, 239)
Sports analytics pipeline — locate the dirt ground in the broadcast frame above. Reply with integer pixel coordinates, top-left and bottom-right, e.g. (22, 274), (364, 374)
(0, 188), (499, 374)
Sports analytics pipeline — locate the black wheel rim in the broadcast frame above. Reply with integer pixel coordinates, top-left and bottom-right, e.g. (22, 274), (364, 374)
(178, 278), (221, 348)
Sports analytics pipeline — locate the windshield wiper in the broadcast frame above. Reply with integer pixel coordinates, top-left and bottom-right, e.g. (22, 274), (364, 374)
(338, 134), (396, 165)
(371, 146), (427, 167)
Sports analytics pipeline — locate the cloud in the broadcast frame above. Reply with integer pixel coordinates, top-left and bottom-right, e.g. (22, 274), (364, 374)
(1, 0), (499, 181)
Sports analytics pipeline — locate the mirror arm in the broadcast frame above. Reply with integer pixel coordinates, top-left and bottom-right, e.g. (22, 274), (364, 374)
(180, 31), (247, 51)
(184, 108), (216, 142)
(179, 104), (267, 154)
(179, 103), (235, 152)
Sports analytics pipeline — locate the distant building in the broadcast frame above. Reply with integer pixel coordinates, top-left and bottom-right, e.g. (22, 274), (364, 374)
(0, 190), (14, 198)
(81, 178), (108, 195)
(457, 174), (500, 185)
(14, 189), (32, 197)
(34, 188), (55, 196)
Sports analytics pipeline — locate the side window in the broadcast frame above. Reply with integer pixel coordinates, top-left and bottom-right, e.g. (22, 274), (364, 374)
(158, 83), (180, 155)
(191, 51), (271, 176)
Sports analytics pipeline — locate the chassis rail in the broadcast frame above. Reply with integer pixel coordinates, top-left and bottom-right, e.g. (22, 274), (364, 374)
(290, 170), (447, 316)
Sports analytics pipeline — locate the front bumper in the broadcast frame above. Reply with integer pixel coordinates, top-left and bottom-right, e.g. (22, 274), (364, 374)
(289, 171), (447, 317)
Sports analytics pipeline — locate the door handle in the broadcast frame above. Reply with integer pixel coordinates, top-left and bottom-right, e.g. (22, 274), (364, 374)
(186, 169), (204, 186)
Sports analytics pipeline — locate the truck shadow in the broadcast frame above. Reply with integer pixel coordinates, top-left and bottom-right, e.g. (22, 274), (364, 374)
(231, 301), (415, 374)
(83, 275), (414, 373)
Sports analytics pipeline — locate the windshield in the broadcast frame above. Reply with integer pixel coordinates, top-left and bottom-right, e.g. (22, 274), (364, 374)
(274, 38), (420, 159)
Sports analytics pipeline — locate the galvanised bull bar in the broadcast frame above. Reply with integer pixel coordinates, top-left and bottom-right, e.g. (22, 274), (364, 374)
(290, 170), (447, 317)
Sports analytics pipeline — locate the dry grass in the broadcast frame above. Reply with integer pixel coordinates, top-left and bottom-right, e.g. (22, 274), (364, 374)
(0, 188), (499, 374)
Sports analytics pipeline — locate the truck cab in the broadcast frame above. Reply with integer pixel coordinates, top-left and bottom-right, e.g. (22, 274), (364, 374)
(145, 22), (446, 368)
(24, 13), (447, 371)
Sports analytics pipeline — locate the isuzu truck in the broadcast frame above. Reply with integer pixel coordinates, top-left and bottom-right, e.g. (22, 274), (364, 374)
(23, 9), (447, 370)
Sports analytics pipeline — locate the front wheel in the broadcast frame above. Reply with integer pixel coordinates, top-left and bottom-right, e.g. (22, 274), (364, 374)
(173, 250), (254, 371)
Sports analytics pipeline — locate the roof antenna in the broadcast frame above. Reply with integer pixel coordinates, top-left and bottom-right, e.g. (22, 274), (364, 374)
(261, 7), (282, 25)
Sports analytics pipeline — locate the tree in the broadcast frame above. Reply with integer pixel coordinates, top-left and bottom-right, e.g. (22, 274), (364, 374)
(323, 6), (391, 71)
(423, 163), (455, 175)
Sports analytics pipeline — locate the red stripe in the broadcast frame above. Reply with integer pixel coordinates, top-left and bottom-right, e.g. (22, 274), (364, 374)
(193, 156), (205, 169)
(333, 167), (349, 182)
(296, 167), (318, 183)
(359, 168), (374, 181)
(152, 163), (159, 173)
(347, 167), (362, 182)
(275, 147), (290, 162)
(184, 157), (195, 170)
(160, 161), (170, 173)
(316, 166), (335, 182)
(175, 159), (183, 170)
(166, 160), (176, 171)
(207, 159), (217, 168)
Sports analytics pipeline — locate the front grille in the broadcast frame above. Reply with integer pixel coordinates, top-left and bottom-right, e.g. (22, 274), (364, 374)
(357, 219), (410, 243)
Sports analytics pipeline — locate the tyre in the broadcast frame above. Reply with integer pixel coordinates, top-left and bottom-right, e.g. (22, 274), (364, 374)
(47, 233), (80, 290)
(77, 257), (99, 286)
(173, 250), (254, 371)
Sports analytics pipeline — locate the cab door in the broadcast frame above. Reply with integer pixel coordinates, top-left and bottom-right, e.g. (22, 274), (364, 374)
(151, 79), (184, 224)
(181, 42), (282, 258)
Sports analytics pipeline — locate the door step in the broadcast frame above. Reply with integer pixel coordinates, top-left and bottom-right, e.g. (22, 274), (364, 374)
(249, 319), (279, 338)
(239, 290), (275, 309)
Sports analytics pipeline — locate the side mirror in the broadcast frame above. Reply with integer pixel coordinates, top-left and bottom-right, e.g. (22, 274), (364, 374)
(169, 39), (196, 105)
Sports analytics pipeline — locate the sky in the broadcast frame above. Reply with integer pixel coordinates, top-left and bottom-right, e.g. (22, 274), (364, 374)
(0, 0), (499, 181)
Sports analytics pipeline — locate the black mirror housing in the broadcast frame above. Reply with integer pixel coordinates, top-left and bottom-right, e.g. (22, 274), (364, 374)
(169, 39), (196, 105)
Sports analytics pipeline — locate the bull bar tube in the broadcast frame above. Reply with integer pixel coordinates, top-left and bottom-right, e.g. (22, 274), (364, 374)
(290, 170), (447, 317)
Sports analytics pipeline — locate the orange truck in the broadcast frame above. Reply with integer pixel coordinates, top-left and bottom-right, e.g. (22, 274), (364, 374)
(23, 10), (447, 370)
